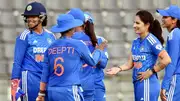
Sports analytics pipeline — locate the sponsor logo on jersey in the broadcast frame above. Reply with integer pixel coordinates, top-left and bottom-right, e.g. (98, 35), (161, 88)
(33, 47), (47, 53)
(132, 55), (146, 61)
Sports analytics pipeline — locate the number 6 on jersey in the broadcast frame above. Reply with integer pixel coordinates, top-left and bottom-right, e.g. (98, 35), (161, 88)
(54, 57), (64, 76)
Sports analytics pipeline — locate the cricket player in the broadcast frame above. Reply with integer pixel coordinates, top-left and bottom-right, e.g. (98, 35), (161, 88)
(157, 5), (180, 101)
(68, 8), (98, 101)
(11, 2), (55, 101)
(36, 13), (107, 101)
(106, 10), (171, 101)
(84, 12), (109, 101)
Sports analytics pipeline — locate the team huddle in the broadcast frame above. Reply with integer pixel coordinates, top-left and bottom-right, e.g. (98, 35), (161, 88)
(10, 1), (180, 101)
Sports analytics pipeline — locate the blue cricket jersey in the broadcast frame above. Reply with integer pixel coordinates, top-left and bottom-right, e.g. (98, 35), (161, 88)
(131, 33), (164, 82)
(41, 37), (103, 87)
(11, 29), (56, 79)
(94, 36), (108, 82)
(72, 31), (95, 82)
(162, 28), (180, 90)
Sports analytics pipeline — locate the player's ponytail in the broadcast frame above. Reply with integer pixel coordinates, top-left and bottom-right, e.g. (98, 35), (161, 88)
(136, 10), (164, 45)
(84, 21), (97, 47)
(150, 19), (164, 45)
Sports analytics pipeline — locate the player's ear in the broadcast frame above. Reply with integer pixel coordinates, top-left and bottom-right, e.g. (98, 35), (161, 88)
(145, 22), (150, 29)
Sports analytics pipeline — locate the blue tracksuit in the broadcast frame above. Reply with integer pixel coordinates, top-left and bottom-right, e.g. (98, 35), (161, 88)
(72, 31), (96, 101)
(94, 36), (108, 101)
(11, 29), (56, 101)
(162, 28), (180, 101)
(131, 33), (164, 101)
(41, 36), (103, 101)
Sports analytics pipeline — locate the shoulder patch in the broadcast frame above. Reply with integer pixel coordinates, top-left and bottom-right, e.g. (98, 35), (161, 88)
(155, 44), (163, 50)
(20, 29), (30, 40)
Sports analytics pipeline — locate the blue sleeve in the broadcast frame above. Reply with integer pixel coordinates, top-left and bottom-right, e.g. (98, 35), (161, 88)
(96, 50), (108, 69)
(11, 36), (28, 79)
(96, 37), (109, 69)
(41, 50), (49, 83)
(162, 31), (179, 90)
(147, 35), (163, 55)
(78, 41), (103, 66)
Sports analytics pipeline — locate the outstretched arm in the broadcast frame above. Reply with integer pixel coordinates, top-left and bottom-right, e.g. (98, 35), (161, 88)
(106, 53), (134, 75)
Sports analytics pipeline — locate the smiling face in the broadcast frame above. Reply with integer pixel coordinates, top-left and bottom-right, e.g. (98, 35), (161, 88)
(161, 16), (175, 28)
(133, 15), (149, 35)
(26, 16), (40, 29)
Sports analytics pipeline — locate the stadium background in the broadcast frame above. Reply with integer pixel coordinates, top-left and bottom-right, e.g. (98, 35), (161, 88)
(0, 0), (180, 100)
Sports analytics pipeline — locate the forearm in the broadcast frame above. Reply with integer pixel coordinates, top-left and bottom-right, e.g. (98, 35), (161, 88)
(153, 51), (171, 72)
(86, 49), (103, 66)
(161, 63), (175, 90)
(119, 63), (133, 71)
(153, 62), (167, 73)
(40, 82), (47, 91)
(97, 58), (108, 69)
(119, 53), (133, 72)
(11, 63), (22, 79)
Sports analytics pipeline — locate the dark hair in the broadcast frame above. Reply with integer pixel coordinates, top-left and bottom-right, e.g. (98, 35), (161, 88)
(136, 10), (164, 45)
(176, 20), (180, 28)
(60, 28), (73, 37)
(84, 21), (97, 47)
(170, 17), (180, 29)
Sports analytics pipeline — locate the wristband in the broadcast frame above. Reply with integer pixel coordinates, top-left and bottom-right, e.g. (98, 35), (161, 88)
(38, 92), (45, 97)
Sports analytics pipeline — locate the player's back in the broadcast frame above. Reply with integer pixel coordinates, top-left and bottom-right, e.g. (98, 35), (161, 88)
(47, 37), (86, 87)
